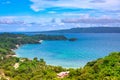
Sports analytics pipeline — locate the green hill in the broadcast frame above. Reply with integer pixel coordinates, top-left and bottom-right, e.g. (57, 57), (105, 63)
(0, 33), (120, 80)
(0, 51), (120, 80)
(41, 27), (120, 33)
(67, 52), (120, 80)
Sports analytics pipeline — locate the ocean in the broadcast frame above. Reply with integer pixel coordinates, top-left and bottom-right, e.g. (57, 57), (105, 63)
(14, 33), (120, 68)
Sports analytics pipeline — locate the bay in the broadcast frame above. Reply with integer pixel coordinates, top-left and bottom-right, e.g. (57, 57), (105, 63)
(14, 33), (120, 68)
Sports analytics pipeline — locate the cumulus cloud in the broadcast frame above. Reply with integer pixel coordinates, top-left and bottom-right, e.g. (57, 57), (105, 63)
(0, 19), (24, 24)
(0, 16), (26, 24)
(0, 16), (40, 24)
(0, 14), (120, 31)
(0, 16), (53, 25)
(61, 18), (120, 25)
(30, 0), (120, 12)
(61, 13), (90, 18)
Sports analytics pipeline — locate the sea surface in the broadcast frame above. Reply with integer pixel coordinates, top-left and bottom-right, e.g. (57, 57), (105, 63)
(14, 33), (120, 68)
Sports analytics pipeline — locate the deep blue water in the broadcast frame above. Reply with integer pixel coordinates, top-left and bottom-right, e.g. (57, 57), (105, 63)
(14, 33), (120, 68)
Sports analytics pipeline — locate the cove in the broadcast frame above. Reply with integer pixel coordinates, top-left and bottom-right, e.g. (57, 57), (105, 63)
(14, 33), (120, 68)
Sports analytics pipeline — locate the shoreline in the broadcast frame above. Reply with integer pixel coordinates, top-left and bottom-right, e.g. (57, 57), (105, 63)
(10, 44), (21, 57)
(13, 44), (85, 69)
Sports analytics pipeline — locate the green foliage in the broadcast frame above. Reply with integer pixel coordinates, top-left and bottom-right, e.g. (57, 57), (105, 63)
(0, 33), (120, 79)
(75, 52), (120, 80)
(0, 51), (120, 80)
(0, 48), (7, 54)
(0, 33), (67, 55)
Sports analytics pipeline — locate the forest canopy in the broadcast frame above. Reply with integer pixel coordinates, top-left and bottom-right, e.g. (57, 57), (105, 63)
(0, 33), (120, 80)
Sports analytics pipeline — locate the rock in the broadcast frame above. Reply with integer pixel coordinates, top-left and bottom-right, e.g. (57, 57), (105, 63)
(14, 63), (19, 69)
(69, 38), (77, 41)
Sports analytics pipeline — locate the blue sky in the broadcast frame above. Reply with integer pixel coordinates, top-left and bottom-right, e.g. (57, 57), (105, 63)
(0, 0), (120, 32)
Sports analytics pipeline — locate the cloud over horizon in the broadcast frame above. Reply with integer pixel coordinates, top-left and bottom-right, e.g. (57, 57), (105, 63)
(0, 0), (120, 32)
(30, 0), (120, 12)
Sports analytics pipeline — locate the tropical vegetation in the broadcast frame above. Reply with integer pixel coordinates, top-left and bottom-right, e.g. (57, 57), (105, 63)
(0, 33), (120, 80)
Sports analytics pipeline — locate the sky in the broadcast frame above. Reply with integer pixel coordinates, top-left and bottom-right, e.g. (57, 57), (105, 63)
(0, 0), (120, 32)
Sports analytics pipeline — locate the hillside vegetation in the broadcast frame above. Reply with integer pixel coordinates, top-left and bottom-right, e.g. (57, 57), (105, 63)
(0, 52), (120, 80)
(0, 33), (67, 55)
(0, 33), (120, 80)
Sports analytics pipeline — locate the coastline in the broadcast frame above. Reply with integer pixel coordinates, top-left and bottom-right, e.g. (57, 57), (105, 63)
(10, 37), (43, 57)
(10, 44), (22, 57)
(2, 33), (120, 69)
(13, 42), (87, 68)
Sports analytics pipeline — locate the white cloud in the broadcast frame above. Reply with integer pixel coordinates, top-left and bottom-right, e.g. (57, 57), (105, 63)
(0, 16), (52, 24)
(61, 13), (90, 18)
(30, 0), (120, 12)
(31, 6), (45, 12)
(0, 14), (119, 28)
(90, 0), (120, 10)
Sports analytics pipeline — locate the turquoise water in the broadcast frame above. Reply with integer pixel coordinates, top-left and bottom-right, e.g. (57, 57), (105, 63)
(14, 33), (120, 68)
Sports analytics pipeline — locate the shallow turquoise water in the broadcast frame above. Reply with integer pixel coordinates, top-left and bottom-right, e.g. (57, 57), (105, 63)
(14, 33), (120, 68)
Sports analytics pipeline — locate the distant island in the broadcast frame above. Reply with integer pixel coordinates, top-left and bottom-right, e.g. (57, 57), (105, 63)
(41, 27), (120, 33)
